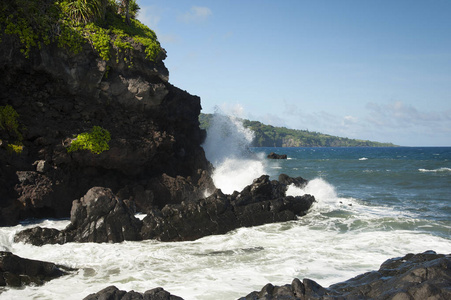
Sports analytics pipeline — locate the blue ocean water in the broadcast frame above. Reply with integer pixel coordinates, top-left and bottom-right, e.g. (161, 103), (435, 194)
(1, 142), (450, 299)
(258, 147), (451, 238)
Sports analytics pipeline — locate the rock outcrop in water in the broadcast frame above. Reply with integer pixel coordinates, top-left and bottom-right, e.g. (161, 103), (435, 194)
(15, 174), (314, 244)
(15, 187), (142, 245)
(0, 25), (213, 226)
(267, 152), (287, 159)
(0, 251), (72, 287)
(83, 286), (183, 300)
(240, 251), (451, 300)
(141, 175), (314, 241)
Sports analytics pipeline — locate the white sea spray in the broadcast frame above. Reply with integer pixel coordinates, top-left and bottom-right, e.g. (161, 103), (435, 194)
(202, 111), (268, 194)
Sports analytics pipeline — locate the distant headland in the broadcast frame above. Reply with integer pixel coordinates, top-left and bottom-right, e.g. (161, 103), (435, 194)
(199, 113), (398, 147)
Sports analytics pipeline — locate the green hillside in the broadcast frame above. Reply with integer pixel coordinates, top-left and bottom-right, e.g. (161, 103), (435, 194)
(199, 113), (398, 147)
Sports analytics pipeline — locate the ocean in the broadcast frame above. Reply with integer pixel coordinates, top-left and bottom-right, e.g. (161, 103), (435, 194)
(1, 116), (450, 299)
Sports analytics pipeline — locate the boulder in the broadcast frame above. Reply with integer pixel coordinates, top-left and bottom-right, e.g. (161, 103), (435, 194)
(83, 286), (184, 300)
(15, 187), (142, 245)
(239, 251), (451, 300)
(267, 152), (287, 159)
(278, 174), (308, 189)
(0, 251), (72, 287)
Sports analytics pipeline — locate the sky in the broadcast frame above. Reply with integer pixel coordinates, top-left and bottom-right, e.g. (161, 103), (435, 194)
(137, 0), (451, 146)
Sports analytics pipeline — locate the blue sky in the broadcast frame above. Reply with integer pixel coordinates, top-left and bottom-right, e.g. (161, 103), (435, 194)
(137, 0), (451, 146)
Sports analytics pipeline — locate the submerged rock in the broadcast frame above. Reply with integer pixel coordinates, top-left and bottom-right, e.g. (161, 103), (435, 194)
(83, 286), (184, 300)
(0, 251), (72, 287)
(240, 251), (451, 300)
(267, 152), (288, 159)
(15, 174), (315, 244)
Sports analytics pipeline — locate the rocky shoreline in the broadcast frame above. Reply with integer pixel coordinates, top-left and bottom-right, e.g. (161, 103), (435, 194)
(2, 250), (449, 299)
(14, 174), (314, 245)
(1, 7), (450, 299)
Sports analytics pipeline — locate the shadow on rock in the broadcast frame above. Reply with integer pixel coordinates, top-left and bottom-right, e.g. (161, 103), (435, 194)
(15, 174), (315, 245)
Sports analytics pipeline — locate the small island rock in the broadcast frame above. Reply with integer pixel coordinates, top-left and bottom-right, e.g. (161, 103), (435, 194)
(267, 152), (288, 159)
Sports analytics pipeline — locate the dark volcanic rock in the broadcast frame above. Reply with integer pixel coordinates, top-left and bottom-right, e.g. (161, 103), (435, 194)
(83, 285), (184, 300)
(267, 152), (287, 159)
(16, 175), (315, 244)
(15, 187), (142, 245)
(0, 30), (213, 225)
(240, 251), (451, 300)
(141, 175), (315, 242)
(278, 174), (308, 189)
(0, 251), (71, 287)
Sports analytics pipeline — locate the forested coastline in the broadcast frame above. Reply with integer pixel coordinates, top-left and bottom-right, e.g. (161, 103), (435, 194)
(199, 113), (398, 147)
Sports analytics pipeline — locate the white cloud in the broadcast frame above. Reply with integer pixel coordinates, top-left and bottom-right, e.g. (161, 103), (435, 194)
(279, 100), (451, 146)
(138, 5), (161, 29)
(178, 6), (212, 23)
(365, 101), (445, 128)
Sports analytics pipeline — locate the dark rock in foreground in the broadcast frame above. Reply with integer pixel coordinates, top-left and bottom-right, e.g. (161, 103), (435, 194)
(15, 174), (314, 244)
(0, 251), (72, 287)
(83, 286), (183, 300)
(240, 251), (451, 300)
(15, 187), (142, 245)
(267, 152), (287, 159)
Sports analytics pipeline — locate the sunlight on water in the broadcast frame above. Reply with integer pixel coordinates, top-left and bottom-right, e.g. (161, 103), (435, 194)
(1, 119), (450, 300)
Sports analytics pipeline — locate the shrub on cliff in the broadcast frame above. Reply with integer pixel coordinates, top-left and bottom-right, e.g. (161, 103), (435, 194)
(0, 0), (159, 62)
(67, 126), (111, 154)
(0, 105), (23, 154)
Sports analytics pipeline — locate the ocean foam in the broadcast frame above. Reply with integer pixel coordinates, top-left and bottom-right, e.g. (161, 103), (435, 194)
(202, 112), (268, 194)
(211, 157), (266, 194)
(418, 167), (451, 173)
(2, 216), (450, 300)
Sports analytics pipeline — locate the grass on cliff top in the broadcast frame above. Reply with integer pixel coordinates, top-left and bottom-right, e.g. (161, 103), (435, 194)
(0, 0), (160, 62)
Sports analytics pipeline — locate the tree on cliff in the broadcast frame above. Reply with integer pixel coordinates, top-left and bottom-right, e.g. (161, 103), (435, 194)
(61, 0), (139, 24)
(118, 0), (140, 24)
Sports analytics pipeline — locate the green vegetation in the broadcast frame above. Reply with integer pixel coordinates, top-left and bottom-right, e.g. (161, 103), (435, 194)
(0, 105), (24, 154)
(67, 126), (111, 154)
(199, 113), (397, 147)
(6, 143), (23, 154)
(0, 0), (159, 62)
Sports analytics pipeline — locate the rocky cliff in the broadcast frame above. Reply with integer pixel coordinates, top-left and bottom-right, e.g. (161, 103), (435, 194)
(0, 30), (214, 225)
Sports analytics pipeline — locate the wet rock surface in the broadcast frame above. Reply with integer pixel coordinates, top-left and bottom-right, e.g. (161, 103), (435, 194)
(240, 251), (451, 300)
(141, 175), (315, 241)
(15, 174), (315, 244)
(15, 186), (142, 244)
(0, 251), (72, 287)
(83, 286), (183, 300)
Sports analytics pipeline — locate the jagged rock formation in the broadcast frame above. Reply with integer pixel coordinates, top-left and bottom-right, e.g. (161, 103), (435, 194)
(0, 251), (72, 287)
(83, 286), (183, 300)
(15, 174), (314, 244)
(140, 175), (314, 241)
(240, 251), (451, 300)
(0, 32), (214, 225)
